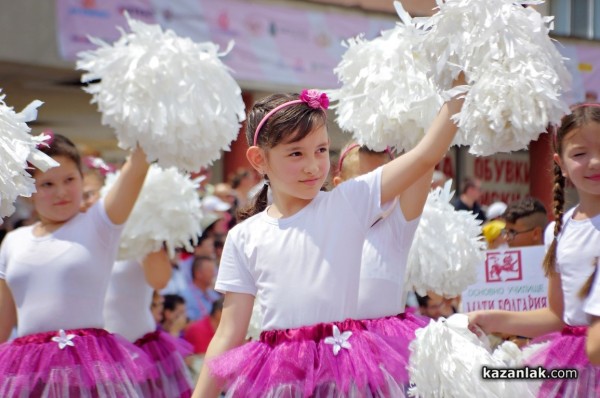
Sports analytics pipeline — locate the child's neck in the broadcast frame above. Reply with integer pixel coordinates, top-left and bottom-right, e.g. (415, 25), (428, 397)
(573, 195), (600, 220)
(33, 219), (67, 237)
(268, 194), (313, 219)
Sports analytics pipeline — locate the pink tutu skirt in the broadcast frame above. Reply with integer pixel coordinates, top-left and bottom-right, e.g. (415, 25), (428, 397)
(526, 326), (600, 398)
(209, 315), (425, 398)
(134, 329), (193, 398)
(0, 327), (156, 398)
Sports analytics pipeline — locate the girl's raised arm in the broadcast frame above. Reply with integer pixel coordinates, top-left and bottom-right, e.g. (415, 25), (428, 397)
(0, 280), (17, 343)
(381, 97), (462, 205)
(103, 147), (149, 225)
(142, 249), (172, 290)
(193, 292), (255, 398)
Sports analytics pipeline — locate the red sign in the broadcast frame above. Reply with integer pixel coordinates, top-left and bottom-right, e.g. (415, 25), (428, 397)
(485, 251), (523, 283)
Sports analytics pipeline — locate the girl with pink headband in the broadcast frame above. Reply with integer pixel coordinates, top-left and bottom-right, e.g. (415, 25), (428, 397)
(469, 103), (600, 397)
(334, 141), (429, 389)
(194, 87), (463, 397)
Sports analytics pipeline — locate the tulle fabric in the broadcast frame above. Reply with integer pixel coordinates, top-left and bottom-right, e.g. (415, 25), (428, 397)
(0, 328), (156, 398)
(209, 317), (421, 398)
(525, 326), (600, 397)
(134, 329), (194, 398)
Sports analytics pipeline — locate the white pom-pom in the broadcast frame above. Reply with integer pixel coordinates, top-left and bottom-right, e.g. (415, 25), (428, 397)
(406, 180), (486, 297)
(102, 165), (203, 260)
(421, 0), (571, 155)
(0, 92), (58, 223)
(77, 15), (246, 172)
(330, 1), (443, 152)
(409, 314), (537, 397)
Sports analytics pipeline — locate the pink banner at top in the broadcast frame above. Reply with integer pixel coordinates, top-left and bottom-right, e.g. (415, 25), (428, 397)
(56, 0), (395, 89)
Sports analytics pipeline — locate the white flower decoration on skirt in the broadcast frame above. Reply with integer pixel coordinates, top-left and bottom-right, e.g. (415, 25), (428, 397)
(51, 329), (76, 349)
(324, 325), (352, 356)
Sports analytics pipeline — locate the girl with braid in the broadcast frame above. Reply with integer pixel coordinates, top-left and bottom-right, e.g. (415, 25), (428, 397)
(469, 104), (600, 397)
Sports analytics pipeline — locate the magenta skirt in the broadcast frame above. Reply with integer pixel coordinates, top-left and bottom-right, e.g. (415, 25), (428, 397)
(134, 329), (193, 398)
(0, 328), (156, 398)
(526, 326), (600, 397)
(209, 314), (425, 398)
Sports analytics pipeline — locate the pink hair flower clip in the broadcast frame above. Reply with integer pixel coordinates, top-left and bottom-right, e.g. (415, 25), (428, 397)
(300, 89), (329, 110)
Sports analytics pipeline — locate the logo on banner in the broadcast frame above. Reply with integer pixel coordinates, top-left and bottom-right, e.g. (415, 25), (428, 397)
(485, 251), (523, 282)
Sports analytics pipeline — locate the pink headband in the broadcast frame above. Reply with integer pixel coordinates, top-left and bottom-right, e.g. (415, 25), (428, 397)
(83, 156), (116, 176)
(571, 102), (600, 110)
(337, 144), (395, 174)
(253, 89), (329, 146)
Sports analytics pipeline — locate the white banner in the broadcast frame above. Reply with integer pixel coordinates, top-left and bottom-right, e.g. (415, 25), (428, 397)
(462, 246), (548, 312)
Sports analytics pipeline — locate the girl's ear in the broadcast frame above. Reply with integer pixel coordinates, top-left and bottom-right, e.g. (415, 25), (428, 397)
(332, 175), (343, 187)
(553, 153), (568, 178)
(246, 146), (267, 174)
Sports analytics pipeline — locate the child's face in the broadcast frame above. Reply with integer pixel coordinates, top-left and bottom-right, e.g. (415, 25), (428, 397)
(556, 122), (600, 198)
(265, 125), (330, 203)
(81, 173), (103, 211)
(32, 156), (83, 224)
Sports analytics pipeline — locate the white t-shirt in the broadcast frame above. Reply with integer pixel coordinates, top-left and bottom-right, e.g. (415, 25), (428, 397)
(104, 260), (155, 342)
(544, 206), (600, 326)
(216, 168), (388, 331)
(584, 265), (600, 319)
(0, 200), (123, 337)
(356, 203), (420, 319)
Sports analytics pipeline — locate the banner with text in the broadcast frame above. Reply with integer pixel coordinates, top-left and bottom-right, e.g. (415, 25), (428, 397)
(56, 0), (395, 89)
(462, 245), (547, 313)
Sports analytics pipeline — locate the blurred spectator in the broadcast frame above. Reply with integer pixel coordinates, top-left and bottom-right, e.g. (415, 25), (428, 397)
(184, 297), (223, 354)
(416, 292), (452, 320)
(485, 201), (507, 221)
(181, 256), (221, 322)
(161, 213), (221, 296)
(501, 197), (548, 247)
(161, 294), (188, 338)
(452, 177), (486, 222)
(151, 290), (165, 324)
(482, 220), (508, 250)
(230, 168), (258, 208)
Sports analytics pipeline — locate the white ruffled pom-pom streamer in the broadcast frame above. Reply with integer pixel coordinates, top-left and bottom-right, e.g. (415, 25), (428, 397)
(0, 93), (58, 223)
(77, 15), (246, 172)
(409, 314), (538, 397)
(102, 165), (203, 260)
(421, 0), (571, 155)
(330, 2), (444, 152)
(406, 180), (486, 297)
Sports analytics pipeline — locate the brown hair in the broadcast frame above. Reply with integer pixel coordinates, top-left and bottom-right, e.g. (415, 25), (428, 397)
(579, 258), (599, 299)
(237, 93), (327, 221)
(542, 105), (600, 276)
(34, 133), (82, 176)
(336, 141), (390, 180)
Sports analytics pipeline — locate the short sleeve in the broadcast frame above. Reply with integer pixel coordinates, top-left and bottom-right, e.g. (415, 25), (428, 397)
(214, 230), (257, 296)
(92, 198), (124, 249)
(584, 267), (600, 317)
(335, 166), (391, 229)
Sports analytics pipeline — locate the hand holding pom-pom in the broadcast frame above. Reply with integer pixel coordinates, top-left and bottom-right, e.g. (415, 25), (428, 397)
(102, 165), (203, 260)
(77, 14), (246, 172)
(330, 1), (443, 152)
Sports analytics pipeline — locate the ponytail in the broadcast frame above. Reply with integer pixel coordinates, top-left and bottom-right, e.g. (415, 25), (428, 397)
(237, 180), (269, 222)
(542, 163), (565, 276)
(579, 258), (599, 299)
